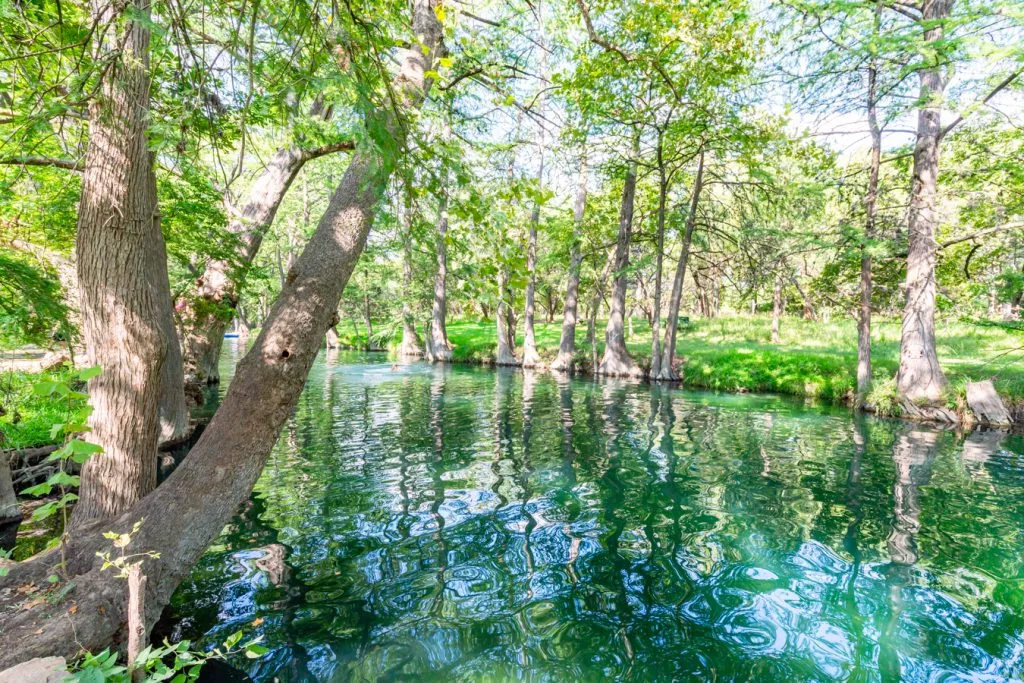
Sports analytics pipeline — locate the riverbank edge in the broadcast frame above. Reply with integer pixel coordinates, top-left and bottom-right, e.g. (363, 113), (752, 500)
(327, 342), (1024, 431)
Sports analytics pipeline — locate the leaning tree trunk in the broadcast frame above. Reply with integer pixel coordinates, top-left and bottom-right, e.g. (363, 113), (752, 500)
(896, 0), (953, 409)
(656, 149), (704, 381)
(521, 0), (548, 369)
(0, 0), (445, 664)
(598, 139), (642, 378)
(147, 166), (189, 443)
(181, 142), (353, 384)
(496, 266), (520, 365)
(425, 187), (452, 361)
(71, 0), (165, 528)
(649, 137), (668, 379)
(550, 150), (588, 373)
(858, 21), (881, 407)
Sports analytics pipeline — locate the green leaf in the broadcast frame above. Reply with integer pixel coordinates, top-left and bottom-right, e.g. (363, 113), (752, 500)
(244, 644), (270, 658)
(78, 366), (102, 381)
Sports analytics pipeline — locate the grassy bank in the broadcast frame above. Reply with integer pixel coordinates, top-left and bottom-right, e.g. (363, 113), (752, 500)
(337, 314), (1024, 404)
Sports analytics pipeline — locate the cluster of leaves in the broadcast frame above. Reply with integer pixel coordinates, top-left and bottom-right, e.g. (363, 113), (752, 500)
(68, 630), (267, 683)
(20, 366), (101, 527)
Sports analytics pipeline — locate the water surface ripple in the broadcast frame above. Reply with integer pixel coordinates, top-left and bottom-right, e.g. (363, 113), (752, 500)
(165, 348), (1024, 682)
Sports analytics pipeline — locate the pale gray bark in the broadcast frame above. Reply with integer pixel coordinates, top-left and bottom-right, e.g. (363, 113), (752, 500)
(522, 0), (548, 368)
(649, 134), (668, 379)
(398, 186), (424, 358)
(771, 274), (783, 344)
(550, 150), (588, 373)
(496, 266), (520, 366)
(656, 149), (704, 381)
(858, 17), (881, 407)
(598, 139), (642, 378)
(425, 188), (452, 362)
(0, 0), (446, 663)
(897, 0), (953, 406)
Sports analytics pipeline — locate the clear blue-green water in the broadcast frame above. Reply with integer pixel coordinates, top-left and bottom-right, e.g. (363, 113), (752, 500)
(164, 346), (1024, 681)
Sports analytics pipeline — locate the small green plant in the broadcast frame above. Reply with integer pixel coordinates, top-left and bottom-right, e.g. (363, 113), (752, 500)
(19, 365), (102, 581)
(67, 631), (268, 682)
(20, 365), (102, 524)
(96, 519), (160, 577)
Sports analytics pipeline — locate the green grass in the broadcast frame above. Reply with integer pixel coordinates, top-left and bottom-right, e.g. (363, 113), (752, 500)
(343, 314), (1024, 404)
(0, 366), (84, 450)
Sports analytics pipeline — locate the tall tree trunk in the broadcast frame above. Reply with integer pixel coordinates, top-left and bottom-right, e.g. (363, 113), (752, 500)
(897, 0), (953, 407)
(72, 0), (165, 527)
(0, 0), (445, 664)
(148, 167), (189, 443)
(550, 150), (588, 373)
(362, 272), (375, 351)
(398, 184), (423, 357)
(858, 12), (881, 407)
(771, 274), (783, 344)
(522, 0), (548, 369)
(649, 135), (668, 379)
(181, 142), (353, 384)
(656, 149), (704, 381)
(598, 137), (642, 378)
(496, 266), (519, 365)
(425, 186), (452, 362)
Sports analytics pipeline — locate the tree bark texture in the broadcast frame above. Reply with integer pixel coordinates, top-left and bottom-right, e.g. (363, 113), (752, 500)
(425, 188), (452, 362)
(897, 0), (953, 406)
(771, 274), (783, 345)
(521, 0), (548, 369)
(72, 0), (165, 528)
(858, 25), (881, 407)
(649, 136), (668, 379)
(398, 184), (424, 357)
(0, 0), (445, 665)
(656, 149), (704, 381)
(496, 266), (520, 365)
(147, 167), (189, 443)
(598, 141), (642, 378)
(550, 150), (587, 373)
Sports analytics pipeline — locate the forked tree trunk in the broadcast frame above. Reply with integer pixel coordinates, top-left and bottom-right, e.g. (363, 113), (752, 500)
(522, 0), (548, 368)
(771, 274), (783, 344)
(425, 188), (452, 362)
(72, 0), (165, 527)
(858, 17), (881, 407)
(550, 150), (588, 373)
(398, 186), (423, 358)
(181, 142), (354, 384)
(598, 139), (642, 378)
(496, 267), (520, 365)
(656, 149), (704, 381)
(0, 0), (445, 663)
(897, 0), (953, 407)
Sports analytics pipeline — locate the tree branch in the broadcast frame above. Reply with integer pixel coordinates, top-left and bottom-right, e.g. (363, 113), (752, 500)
(0, 155), (83, 171)
(940, 70), (1022, 140)
(575, 0), (634, 62)
(299, 140), (355, 161)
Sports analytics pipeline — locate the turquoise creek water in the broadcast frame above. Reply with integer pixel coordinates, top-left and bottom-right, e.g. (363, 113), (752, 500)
(163, 346), (1024, 681)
